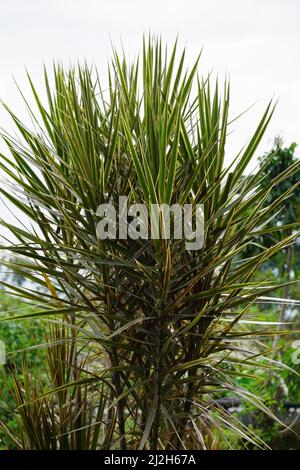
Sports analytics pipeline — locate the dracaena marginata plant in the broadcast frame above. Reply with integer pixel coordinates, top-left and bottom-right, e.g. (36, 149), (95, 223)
(0, 38), (299, 450)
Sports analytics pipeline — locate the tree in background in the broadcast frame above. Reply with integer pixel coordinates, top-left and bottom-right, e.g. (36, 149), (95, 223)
(258, 138), (300, 348)
(0, 39), (300, 450)
(242, 138), (300, 280)
(259, 137), (300, 246)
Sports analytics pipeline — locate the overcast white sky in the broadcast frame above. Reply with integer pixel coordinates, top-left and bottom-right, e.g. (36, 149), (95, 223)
(0, 0), (299, 162)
